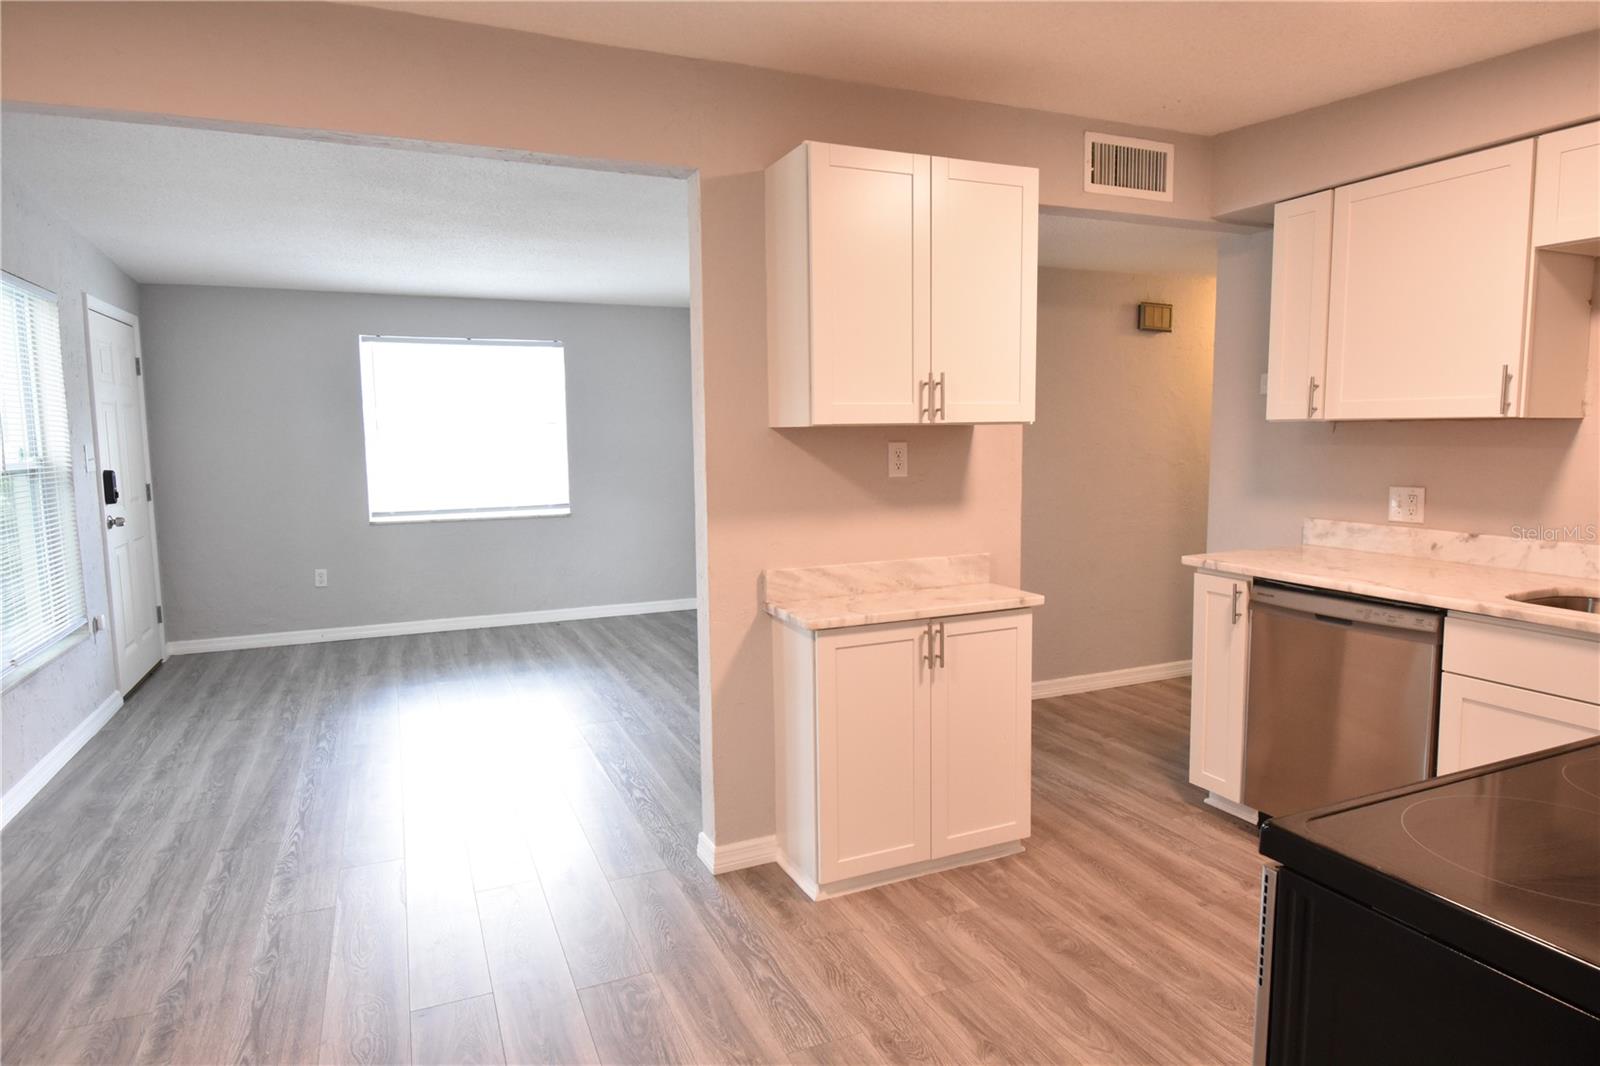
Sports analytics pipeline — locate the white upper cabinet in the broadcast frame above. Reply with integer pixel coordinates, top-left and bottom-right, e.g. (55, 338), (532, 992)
(767, 143), (930, 426)
(1265, 191), (1333, 421)
(931, 156), (1038, 424)
(1264, 125), (1597, 422)
(1324, 141), (1535, 420)
(1533, 120), (1600, 253)
(767, 141), (1038, 426)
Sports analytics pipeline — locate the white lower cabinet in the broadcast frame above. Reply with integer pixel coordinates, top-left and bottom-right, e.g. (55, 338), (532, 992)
(930, 613), (1032, 858)
(1188, 572), (1250, 805)
(1437, 615), (1600, 774)
(774, 610), (1032, 898)
(1438, 673), (1600, 775)
(815, 620), (932, 882)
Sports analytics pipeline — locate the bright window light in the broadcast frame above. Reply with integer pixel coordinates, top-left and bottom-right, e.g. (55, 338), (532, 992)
(358, 336), (570, 523)
(1, 272), (87, 684)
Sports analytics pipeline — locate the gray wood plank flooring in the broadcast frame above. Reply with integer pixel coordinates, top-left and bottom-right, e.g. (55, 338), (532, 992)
(2, 611), (1260, 1064)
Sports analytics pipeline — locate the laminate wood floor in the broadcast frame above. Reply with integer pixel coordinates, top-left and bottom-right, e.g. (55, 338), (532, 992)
(2, 612), (1261, 1065)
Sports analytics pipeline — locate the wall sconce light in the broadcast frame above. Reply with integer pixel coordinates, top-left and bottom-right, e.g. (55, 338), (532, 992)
(1137, 302), (1173, 332)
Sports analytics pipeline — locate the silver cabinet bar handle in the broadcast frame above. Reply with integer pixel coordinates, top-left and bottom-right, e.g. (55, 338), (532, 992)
(1231, 585), (1243, 624)
(1306, 376), (1320, 418)
(1499, 364), (1513, 416)
(918, 376), (930, 422)
(936, 621), (946, 667)
(922, 622), (934, 668)
(935, 372), (946, 421)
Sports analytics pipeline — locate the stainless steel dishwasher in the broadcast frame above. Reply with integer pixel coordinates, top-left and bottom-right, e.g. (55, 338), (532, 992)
(1243, 581), (1443, 818)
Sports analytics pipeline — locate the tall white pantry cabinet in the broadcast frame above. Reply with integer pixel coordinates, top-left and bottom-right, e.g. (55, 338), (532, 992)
(766, 141), (1039, 426)
(773, 610), (1033, 899)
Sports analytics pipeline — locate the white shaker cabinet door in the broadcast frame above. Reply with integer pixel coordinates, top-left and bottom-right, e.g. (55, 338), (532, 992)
(930, 610), (1032, 859)
(808, 144), (931, 425)
(1189, 573), (1249, 802)
(815, 620), (933, 883)
(1533, 120), (1600, 252)
(1266, 190), (1333, 421)
(1437, 673), (1600, 775)
(1324, 140), (1534, 420)
(931, 155), (1038, 424)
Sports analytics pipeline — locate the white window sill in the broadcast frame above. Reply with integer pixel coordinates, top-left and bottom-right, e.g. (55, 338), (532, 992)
(369, 507), (572, 526)
(2, 621), (91, 694)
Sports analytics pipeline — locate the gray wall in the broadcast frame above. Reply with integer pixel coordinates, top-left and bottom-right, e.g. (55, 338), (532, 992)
(1024, 268), (1216, 682)
(1207, 231), (1600, 550)
(1, 174), (139, 798)
(140, 286), (694, 641)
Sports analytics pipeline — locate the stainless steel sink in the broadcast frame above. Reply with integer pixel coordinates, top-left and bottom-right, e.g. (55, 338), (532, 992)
(1507, 591), (1600, 613)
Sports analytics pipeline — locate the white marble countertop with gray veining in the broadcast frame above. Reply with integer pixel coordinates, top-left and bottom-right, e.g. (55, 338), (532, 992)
(1184, 520), (1600, 637)
(762, 554), (1044, 631)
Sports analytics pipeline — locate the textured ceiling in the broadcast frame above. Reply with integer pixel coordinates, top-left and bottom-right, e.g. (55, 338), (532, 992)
(367, 1), (1600, 135)
(1, 112), (691, 306)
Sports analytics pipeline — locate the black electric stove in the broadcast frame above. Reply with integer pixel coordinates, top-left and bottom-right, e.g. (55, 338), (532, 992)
(1255, 737), (1600, 1065)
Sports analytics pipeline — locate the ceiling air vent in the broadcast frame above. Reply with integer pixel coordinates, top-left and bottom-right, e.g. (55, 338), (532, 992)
(1084, 132), (1174, 202)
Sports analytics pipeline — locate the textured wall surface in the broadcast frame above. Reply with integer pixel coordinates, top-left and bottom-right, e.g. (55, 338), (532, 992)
(1206, 232), (1600, 551)
(1025, 269), (1216, 683)
(1, 173), (139, 797)
(139, 285), (695, 641)
(5, 2), (1593, 844)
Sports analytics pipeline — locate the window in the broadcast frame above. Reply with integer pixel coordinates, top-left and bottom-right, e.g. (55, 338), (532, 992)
(1, 273), (87, 683)
(358, 336), (570, 523)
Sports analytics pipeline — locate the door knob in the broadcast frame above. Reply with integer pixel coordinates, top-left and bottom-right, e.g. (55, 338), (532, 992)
(107, 516), (125, 528)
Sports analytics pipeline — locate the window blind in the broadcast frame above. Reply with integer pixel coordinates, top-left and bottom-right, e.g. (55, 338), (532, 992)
(1, 273), (86, 681)
(357, 336), (571, 523)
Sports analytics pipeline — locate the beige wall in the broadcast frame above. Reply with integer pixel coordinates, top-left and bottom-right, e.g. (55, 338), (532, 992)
(1206, 232), (1600, 551)
(1025, 269), (1215, 683)
(1, 2), (1217, 846)
(1212, 32), (1600, 221)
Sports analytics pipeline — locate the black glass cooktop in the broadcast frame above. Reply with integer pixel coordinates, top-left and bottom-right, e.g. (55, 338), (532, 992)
(1261, 738), (1600, 1013)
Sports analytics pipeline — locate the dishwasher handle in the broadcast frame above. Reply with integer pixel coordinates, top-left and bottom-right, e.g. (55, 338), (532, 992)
(1251, 582), (1442, 634)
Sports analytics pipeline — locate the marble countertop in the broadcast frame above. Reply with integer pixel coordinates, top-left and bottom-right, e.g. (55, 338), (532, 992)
(763, 554), (1044, 631)
(1183, 545), (1600, 637)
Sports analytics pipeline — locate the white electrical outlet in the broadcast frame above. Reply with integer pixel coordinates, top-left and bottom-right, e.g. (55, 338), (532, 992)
(888, 441), (908, 478)
(1388, 486), (1425, 524)
(313, 568), (329, 588)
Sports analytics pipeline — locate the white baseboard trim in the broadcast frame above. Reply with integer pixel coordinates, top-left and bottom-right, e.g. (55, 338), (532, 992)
(697, 831), (777, 875)
(166, 597), (698, 655)
(1031, 659), (1191, 700)
(2, 689), (124, 829)
(787, 841), (1023, 901)
(1204, 792), (1259, 824)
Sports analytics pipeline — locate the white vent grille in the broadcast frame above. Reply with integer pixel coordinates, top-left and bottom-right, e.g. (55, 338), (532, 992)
(1084, 132), (1174, 202)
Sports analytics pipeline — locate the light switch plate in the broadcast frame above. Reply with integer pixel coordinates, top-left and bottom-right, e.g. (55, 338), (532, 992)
(888, 442), (908, 478)
(1388, 486), (1425, 524)
(313, 568), (329, 588)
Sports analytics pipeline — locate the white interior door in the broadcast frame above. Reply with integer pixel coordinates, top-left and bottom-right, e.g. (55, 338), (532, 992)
(88, 304), (163, 689)
(930, 155), (1038, 423)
